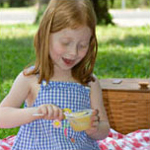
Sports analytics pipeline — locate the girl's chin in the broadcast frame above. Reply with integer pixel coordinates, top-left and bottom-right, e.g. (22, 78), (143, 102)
(61, 66), (74, 70)
(54, 61), (78, 70)
(55, 65), (73, 71)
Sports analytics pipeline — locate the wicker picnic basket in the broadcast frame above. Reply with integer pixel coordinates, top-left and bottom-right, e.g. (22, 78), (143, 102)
(100, 78), (150, 134)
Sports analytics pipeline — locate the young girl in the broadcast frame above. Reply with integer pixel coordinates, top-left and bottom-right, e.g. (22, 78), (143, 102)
(0, 0), (110, 149)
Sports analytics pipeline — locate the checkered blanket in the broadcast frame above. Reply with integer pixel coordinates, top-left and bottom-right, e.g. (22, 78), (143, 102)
(0, 129), (150, 150)
(98, 129), (150, 150)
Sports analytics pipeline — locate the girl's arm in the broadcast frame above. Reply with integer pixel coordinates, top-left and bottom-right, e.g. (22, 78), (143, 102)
(0, 72), (38, 128)
(85, 75), (110, 140)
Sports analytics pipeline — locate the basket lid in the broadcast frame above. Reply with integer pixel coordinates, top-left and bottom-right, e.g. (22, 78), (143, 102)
(100, 78), (150, 91)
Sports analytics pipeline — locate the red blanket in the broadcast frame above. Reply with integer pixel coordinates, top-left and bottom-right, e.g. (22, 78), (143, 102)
(98, 129), (150, 150)
(0, 129), (150, 150)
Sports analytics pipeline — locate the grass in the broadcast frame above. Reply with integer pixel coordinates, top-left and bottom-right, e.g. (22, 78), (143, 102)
(95, 25), (150, 78)
(0, 24), (150, 139)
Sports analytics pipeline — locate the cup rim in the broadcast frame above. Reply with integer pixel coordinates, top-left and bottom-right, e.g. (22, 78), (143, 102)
(65, 109), (93, 119)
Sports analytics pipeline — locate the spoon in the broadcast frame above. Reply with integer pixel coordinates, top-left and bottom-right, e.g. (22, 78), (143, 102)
(32, 113), (44, 116)
(32, 112), (68, 117)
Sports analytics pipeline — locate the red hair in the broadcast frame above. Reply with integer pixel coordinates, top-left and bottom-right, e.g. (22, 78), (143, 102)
(24, 0), (98, 85)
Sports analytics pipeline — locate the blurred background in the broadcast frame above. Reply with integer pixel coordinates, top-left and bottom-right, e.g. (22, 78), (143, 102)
(0, 0), (150, 138)
(0, 0), (150, 25)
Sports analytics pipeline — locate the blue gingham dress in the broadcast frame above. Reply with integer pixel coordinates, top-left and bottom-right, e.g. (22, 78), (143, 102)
(12, 81), (100, 150)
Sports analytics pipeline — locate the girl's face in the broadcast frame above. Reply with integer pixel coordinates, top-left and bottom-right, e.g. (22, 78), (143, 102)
(49, 26), (92, 71)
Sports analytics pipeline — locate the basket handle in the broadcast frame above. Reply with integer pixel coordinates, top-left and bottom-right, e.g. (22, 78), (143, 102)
(138, 81), (149, 89)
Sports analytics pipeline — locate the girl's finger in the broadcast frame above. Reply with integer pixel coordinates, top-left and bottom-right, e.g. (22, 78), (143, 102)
(92, 109), (99, 116)
(58, 109), (64, 120)
(52, 106), (59, 119)
(40, 105), (48, 115)
(95, 109), (99, 115)
(91, 115), (100, 122)
(91, 121), (99, 127)
(47, 105), (54, 119)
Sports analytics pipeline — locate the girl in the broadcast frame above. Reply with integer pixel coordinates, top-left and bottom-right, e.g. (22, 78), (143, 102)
(0, 0), (110, 149)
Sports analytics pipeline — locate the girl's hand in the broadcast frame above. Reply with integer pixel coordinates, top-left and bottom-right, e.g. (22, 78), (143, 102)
(36, 104), (64, 120)
(85, 109), (100, 135)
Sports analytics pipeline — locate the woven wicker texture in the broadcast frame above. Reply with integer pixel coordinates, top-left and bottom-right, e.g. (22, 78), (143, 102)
(100, 79), (150, 134)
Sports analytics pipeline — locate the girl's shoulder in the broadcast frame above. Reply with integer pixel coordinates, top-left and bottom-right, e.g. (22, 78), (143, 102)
(15, 66), (38, 88)
(14, 71), (38, 89)
(22, 66), (39, 83)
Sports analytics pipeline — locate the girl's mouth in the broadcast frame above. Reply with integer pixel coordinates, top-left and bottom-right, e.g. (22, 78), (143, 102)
(62, 58), (75, 66)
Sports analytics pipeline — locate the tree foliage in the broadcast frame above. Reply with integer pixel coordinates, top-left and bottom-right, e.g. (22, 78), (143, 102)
(0, 0), (36, 7)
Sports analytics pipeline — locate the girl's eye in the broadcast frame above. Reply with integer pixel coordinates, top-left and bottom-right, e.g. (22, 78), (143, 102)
(61, 41), (71, 46)
(81, 45), (87, 48)
(79, 44), (88, 50)
(62, 43), (69, 46)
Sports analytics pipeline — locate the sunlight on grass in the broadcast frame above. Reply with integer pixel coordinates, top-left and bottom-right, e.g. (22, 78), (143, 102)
(95, 25), (150, 78)
(1, 24), (38, 39)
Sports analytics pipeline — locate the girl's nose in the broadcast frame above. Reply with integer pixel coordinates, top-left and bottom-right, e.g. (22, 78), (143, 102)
(68, 46), (78, 56)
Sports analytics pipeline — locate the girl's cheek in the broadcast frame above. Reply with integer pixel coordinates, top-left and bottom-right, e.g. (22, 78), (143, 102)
(80, 50), (88, 58)
(53, 45), (66, 55)
(50, 47), (65, 59)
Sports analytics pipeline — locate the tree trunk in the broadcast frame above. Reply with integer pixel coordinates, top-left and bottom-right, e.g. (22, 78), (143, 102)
(34, 0), (49, 24)
(91, 0), (113, 24)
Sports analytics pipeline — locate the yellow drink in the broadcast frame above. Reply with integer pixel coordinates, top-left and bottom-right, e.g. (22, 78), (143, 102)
(66, 109), (93, 131)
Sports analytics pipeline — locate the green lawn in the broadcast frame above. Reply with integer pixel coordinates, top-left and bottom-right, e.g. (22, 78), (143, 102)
(95, 25), (150, 78)
(0, 24), (150, 139)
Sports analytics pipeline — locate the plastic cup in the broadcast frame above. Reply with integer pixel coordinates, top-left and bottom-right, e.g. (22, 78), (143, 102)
(65, 109), (93, 131)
